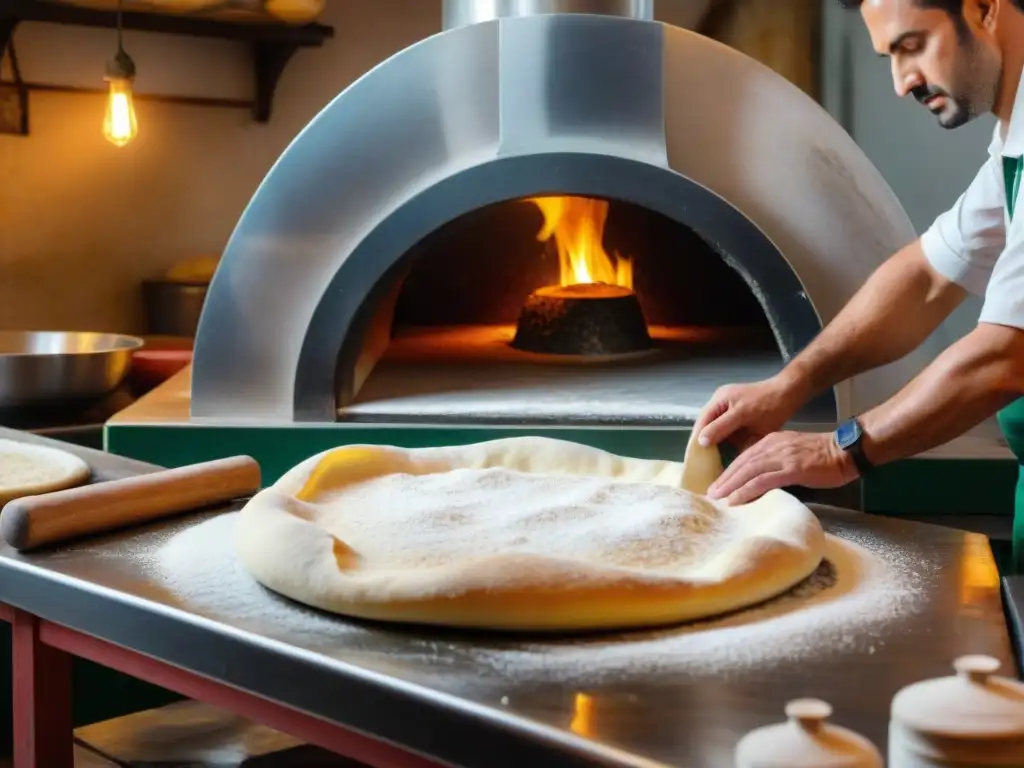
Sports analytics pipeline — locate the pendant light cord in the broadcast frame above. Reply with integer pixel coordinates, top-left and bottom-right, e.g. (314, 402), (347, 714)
(116, 0), (125, 54)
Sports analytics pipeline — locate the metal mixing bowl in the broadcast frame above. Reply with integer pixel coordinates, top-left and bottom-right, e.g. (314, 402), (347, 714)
(0, 332), (144, 409)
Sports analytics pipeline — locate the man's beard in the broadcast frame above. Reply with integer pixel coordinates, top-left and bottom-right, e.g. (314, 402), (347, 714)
(912, 37), (999, 130)
(911, 83), (974, 128)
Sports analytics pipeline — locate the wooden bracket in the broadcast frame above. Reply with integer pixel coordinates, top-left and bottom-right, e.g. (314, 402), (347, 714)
(0, 20), (29, 136)
(252, 41), (300, 123)
(0, 16), (18, 52)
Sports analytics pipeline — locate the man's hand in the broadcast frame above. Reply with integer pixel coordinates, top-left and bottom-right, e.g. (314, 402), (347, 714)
(705, 431), (859, 505)
(695, 374), (811, 451)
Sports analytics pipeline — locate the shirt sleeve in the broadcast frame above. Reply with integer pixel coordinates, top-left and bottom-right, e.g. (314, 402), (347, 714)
(979, 225), (1024, 329)
(919, 153), (1007, 296)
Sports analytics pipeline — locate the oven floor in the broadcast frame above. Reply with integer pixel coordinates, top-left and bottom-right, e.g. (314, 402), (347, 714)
(341, 325), (833, 427)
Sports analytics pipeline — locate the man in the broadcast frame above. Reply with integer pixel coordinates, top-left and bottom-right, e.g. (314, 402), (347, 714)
(697, 0), (1024, 528)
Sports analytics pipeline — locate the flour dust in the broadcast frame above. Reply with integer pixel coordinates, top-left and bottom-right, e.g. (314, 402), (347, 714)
(150, 511), (929, 681)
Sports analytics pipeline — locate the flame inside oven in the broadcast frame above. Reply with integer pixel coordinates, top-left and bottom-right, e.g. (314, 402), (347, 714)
(512, 195), (650, 357)
(528, 196), (634, 290)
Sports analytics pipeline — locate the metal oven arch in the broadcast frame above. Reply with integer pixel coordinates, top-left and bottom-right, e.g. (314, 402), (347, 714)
(296, 152), (830, 422)
(191, 13), (948, 425)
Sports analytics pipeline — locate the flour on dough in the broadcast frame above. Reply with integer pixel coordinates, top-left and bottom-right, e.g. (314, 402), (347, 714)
(0, 439), (91, 506)
(235, 436), (824, 632)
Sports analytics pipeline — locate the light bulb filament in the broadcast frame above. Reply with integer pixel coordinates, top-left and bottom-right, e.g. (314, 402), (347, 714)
(103, 77), (137, 148)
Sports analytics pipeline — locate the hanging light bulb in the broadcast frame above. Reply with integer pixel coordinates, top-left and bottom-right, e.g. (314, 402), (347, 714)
(102, 0), (138, 147)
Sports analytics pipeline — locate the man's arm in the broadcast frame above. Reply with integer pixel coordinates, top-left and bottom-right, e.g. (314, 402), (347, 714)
(706, 322), (1024, 504)
(781, 238), (967, 398)
(783, 151), (1007, 401)
(697, 152), (1004, 451)
(857, 322), (1024, 464)
(696, 239), (967, 447)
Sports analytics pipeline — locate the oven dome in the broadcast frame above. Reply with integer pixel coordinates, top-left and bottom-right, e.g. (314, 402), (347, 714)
(191, 12), (945, 424)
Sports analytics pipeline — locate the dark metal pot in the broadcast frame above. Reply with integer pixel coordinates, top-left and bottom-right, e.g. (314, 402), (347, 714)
(141, 279), (208, 338)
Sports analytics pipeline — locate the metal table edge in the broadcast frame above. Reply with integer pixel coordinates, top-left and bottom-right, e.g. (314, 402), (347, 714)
(1002, 576), (1024, 675)
(0, 555), (669, 768)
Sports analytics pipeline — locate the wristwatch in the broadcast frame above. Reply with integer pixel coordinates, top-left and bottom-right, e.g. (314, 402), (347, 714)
(834, 418), (874, 475)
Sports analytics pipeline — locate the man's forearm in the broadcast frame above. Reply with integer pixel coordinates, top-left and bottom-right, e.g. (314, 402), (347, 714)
(705, 323), (1024, 505)
(858, 323), (1024, 466)
(780, 239), (967, 399)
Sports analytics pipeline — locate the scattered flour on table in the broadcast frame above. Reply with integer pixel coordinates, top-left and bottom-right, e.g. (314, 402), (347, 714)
(151, 511), (931, 680)
(468, 528), (932, 680)
(152, 512), (359, 635)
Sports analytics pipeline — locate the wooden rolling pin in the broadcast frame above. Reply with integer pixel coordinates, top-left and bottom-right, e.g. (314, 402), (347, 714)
(0, 455), (261, 552)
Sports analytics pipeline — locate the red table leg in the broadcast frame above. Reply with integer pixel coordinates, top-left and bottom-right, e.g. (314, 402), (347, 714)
(0, 604), (444, 768)
(40, 622), (444, 768)
(11, 609), (74, 768)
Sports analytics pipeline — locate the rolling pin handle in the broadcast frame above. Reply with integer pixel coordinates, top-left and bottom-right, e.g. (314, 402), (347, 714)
(1, 455), (262, 551)
(1, 506), (32, 551)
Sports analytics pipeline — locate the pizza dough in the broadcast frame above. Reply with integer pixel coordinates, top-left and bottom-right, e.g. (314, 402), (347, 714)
(235, 433), (825, 632)
(0, 439), (91, 506)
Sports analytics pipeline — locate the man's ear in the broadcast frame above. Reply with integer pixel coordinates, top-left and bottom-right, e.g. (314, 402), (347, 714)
(977, 0), (1000, 30)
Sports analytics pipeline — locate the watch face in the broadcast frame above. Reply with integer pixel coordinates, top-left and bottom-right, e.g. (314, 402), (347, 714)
(835, 420), (861, 449)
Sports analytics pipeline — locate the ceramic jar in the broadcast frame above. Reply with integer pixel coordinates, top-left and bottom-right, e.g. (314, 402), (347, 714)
(734, 698), (883, 767)
(889, 654), (1024, 767)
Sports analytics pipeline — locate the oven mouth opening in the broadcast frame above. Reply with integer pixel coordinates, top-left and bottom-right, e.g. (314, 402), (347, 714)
(337, 193), (795, 428)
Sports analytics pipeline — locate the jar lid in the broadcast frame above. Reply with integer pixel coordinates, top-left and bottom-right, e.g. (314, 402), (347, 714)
(891, 655), (1024, 739)
(734, 699), (883, 768)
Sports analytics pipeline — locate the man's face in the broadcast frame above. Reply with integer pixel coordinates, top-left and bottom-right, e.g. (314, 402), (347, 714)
(861, 0), (1002, 129)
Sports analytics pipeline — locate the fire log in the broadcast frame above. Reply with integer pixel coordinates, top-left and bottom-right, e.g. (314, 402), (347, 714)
(511, 283), (652, 357)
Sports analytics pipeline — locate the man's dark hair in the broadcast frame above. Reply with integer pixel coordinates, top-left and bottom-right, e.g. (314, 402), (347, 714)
(838, 0), (1022, 12)
(838, 0), (962, 9)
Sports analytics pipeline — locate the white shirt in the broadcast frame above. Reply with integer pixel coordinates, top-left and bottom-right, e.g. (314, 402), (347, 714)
(920, 70), (1024, 329)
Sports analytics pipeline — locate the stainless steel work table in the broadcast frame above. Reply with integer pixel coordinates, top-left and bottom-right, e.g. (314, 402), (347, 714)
(0, 428), (1014, 767)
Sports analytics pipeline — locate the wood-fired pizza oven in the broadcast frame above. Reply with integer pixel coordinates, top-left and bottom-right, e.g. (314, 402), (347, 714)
(188, 0), (963, 427)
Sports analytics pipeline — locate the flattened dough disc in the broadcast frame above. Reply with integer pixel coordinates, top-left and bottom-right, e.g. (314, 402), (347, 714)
(0, 439), (91, 505)
(235, 436), (824, 632)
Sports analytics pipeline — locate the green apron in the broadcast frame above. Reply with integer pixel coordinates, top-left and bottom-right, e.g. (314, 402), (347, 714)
(996, 154), (1024, 571)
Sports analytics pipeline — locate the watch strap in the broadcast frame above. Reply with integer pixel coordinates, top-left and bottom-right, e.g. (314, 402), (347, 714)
(847, 435), (874, 475)
(842, 418), (874, 475)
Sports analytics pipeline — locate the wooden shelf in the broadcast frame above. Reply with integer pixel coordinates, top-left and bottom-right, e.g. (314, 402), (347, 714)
(0, 0), (335, 129)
